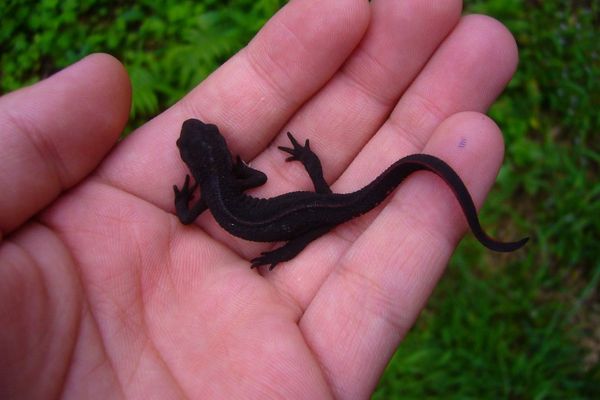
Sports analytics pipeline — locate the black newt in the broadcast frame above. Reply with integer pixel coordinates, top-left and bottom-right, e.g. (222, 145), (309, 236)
(174, 119), (528, 269)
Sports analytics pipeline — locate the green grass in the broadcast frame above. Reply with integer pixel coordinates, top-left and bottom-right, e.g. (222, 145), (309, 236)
(2, 0), (598, 398)
(0, 0), (285, 129)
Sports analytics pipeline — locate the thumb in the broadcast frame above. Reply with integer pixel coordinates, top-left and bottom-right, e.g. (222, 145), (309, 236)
(0, 53), (131, 237)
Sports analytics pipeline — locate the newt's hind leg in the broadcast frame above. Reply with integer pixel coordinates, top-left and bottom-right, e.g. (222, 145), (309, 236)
(251, 226), (333, 270)
(278, 132), (332, 194)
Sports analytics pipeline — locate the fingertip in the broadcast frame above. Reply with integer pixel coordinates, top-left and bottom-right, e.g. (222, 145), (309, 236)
(423, 110), (506, 214)
(58, 53), (132, 137)
(460, 14), (519, 85)
(432, 111), (505, 159)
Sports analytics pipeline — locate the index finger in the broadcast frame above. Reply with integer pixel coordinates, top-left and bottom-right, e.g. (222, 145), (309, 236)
(98, 0), (370, 211)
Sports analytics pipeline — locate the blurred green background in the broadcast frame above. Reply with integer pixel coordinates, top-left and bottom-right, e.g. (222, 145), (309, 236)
(1, 0), (598, 398)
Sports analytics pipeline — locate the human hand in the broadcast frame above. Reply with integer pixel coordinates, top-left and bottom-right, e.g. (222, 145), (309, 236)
(0, 1), (518, 398)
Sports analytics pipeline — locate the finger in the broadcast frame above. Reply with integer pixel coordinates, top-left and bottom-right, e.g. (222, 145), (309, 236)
(301, 112), (508, 398)
(381, 15), (519, 151)
(98, 0), (370, 207)
(0, 54), (130, 237)
(337, 14), (519, 192)
(267, 15), (518, 302)
(253, 0), (462, 196)
(326, 15), (518, 233)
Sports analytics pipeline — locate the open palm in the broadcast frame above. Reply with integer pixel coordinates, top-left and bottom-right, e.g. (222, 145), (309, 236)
(0, 1), (519, 398)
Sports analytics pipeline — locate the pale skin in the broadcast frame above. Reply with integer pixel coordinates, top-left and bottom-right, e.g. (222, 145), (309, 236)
(0, 0), (519, 398)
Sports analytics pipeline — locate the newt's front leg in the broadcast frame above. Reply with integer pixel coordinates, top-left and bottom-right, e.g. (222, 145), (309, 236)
(278, 132), (332, 194)
(173, 174), (208, 224)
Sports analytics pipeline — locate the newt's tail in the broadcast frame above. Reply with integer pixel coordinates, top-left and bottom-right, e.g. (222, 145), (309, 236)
(356, 153), (529, 252)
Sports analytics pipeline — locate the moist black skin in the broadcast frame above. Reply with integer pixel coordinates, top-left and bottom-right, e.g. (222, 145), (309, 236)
(174, 118), (528, 269)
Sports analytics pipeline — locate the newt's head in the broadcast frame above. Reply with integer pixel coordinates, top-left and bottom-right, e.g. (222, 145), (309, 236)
(177, 119), (233, 176)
